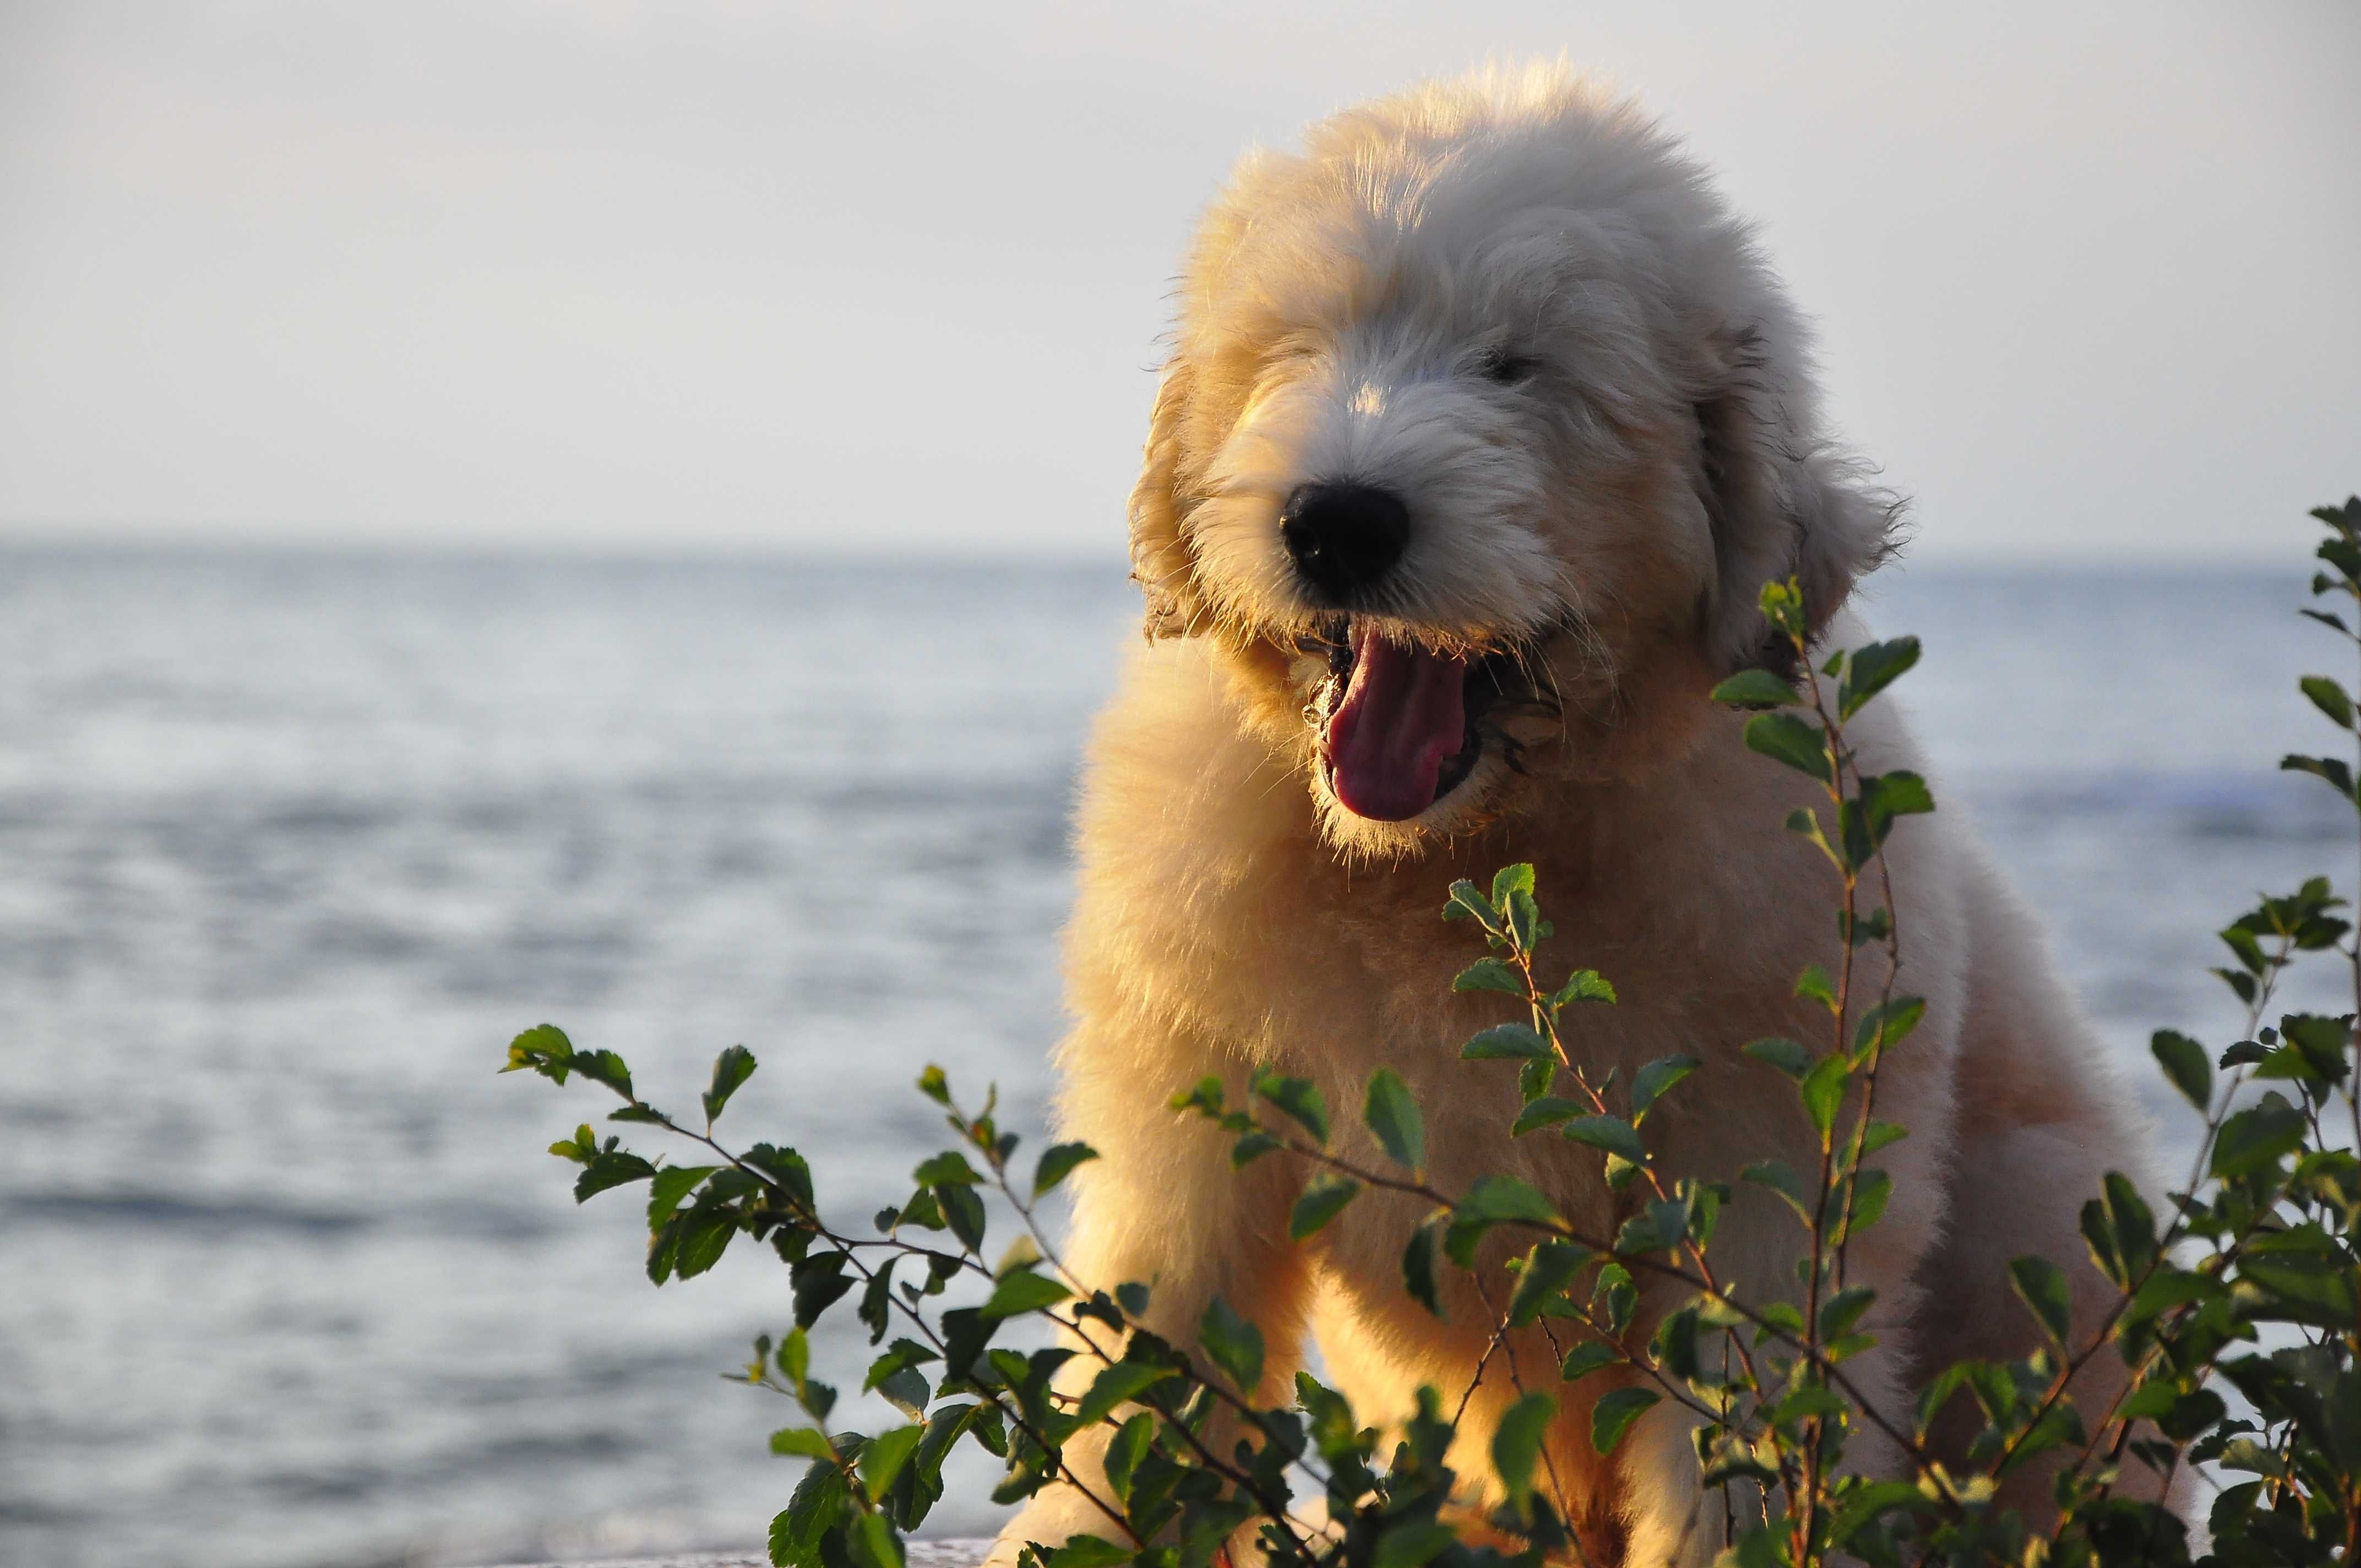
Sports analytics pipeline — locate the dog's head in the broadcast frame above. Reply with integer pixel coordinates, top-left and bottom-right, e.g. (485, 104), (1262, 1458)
(1128, 68), (1898, 858)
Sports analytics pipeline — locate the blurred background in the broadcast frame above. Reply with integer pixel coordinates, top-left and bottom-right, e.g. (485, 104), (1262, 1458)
(2, 4), (2357, 1566)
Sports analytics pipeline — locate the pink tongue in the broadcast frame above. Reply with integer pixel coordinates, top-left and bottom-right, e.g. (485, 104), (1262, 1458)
(1324, 628), (1471, 821)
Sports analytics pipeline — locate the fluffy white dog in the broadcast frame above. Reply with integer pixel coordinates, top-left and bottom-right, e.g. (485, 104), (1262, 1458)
(997, 67), (2155, 1567)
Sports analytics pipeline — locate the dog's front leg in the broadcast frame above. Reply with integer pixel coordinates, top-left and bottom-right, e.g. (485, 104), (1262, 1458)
(989, 1043), (1314, 1567)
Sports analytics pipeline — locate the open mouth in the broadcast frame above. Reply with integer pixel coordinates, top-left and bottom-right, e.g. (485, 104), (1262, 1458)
(1304, 620), (1509, 822)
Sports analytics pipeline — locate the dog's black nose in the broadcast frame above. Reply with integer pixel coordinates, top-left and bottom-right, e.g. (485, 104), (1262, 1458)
(1280, 482), (1410, 601)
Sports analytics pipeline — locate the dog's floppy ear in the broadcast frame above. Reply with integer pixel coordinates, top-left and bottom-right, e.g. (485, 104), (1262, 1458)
(1693, 328), (1897, 675)
(1128, 356), (1207, 640)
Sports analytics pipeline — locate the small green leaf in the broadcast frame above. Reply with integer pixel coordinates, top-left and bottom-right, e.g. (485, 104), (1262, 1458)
(1837, 905), (1894, 946)
(978, 1271), (1071, 1321)
(857, 1513), (902, 1568)
(1290, 1172), (1361, 1239)
(1851, 997), (1926, 1060)
(502, 1022), (575, 1079)
(2300, 675), (2355, 729)
(2211, 1093), (2306, 1179)
(994, 1235), (1042, 1279)
(1230, 1130), (1283, 1167)
(547, 1123), (594, 1162)
(745, 1144), (814, 1208)
(859, 1424), (927, 1498)
(1741, 1159), (1811, 1226)
(575, 1150), (657, 1202)
(2219, 922), (2270, 976)
(1510, 1096), (1585, 1136)
(1463, 1023), (1552, 1060)
(1837, 1168), (1892, 1239)
(2282, 751), (2358, 801)
(2150, 1030), (2211, 1111)
(1403, 1217), (1444, 1317)
(769, 1425), (835, 1461)
(1198, 1295), (1265, 1391)
(1362, 1068), (1426, 1170)
(1593, 1262), (1637, 1335)
(1590, 1386), (1660, 1453)
(1551, 969), (1618, 1008)
(874, 1366), (929, 1421)
(1460, 1174), (1562, 1226)
(773, 1453), (850, 1568)
(1563, 1115), (1646, 1164)
(779, 1325), (810, 1386)
(2099, 1172), (2158, 1281)
(1787, 806), (1839, 869)
(1838, 636), (1921, 719)
(1859, 770), (1935, 827)
(1491, 863), (1537, 907)
(2008, 1255), (2072, 1349)
(1819, 1286), (1876, 1340)
(1492, 1390), (1556, 1513)
(1043, 1537), (1131, 1568)
(1100, 1412), (1154, 1504)
(938, 1184), (986, 1251)
(1652, 1304), (1702, 1379)
(1856, 1120), (1908, 1158)
(1758, 578), (1808, 639)
(2239, 1227), (2360, 1317)
(567, 1048), (634, 1098)
(703, 1045), (758, 1124)
(1071, 1362), (1174, 1428)
(1507, 1239), (1590, 1326)
(1170, 1075), (1225, 1117)
(790, 1251), (853, 1324)
(1630, 1055), (1698, 1121)
(1799, 1054), (1851, 1140)
(1031, 1141), (1099, 1199)
(1443, 879), (1494, 923)
(1500, 886), (1542, 950)
(1710, 668), (1800, 707)
(1743, 711), (1832, 782)
(1446, 1175), (1563, 1264)
(1452, 957), (1525, 995)
(2279, 1011), (2353, 1083)
(915, 1151), (982, 1186)
(859, 1338), (933, 1400)
(1559, 1341), (1620, 1381)
(1253, 1070), (1331, 1145)
(646, 1164), (720, 1227)
(1619, 1193), (1696, 1256)
(1744, 1036), (1813, 1080)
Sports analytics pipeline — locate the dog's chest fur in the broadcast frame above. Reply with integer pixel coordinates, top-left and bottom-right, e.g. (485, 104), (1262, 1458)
(1063, 636), (1967, 1316)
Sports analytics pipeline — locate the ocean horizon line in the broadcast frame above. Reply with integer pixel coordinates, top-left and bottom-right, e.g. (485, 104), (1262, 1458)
(0, 527), (2313, 580)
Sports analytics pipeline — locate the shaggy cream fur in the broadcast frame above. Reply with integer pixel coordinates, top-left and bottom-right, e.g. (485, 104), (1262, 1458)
(995, 67), (2158, 1568)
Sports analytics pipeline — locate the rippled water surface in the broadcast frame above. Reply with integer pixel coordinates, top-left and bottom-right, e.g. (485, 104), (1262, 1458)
(0, 549), (2345, 1567)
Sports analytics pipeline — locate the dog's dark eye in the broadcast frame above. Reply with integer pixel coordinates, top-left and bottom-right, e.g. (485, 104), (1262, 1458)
(1475, 347), (1536, 384)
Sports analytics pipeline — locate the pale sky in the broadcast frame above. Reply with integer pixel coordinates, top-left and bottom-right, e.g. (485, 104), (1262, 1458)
(2, 2), (2354, 562)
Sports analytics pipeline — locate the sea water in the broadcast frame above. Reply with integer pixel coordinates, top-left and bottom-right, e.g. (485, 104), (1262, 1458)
(0, 548), (2344, 1567)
